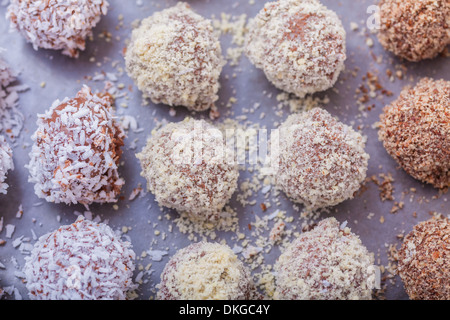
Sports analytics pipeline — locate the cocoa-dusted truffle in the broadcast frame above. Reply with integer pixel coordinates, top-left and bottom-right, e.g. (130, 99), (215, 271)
(125, 2), (224, 112)
(274, 217), (376, 300)
(245, 0), (346, 98)
(275, 108), (369, 211)
(157, 242), (257, 300)
(378, 78), (449, 189)
(136, 118), (238, 222)
(6, 0), (109, 58)
(398, 216), (450, 300)
(0, 135), (13, 194)
(27, 85), (125, 205)
(377, 0), (450, 62)
(23, 216), (136, 300)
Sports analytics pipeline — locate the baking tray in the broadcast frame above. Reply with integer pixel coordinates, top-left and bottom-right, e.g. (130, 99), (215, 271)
(0, 0), (448, 300)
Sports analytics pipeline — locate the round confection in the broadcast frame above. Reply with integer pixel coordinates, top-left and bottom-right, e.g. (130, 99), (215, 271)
(0, 135), (14, 194)
(378, 78), (449, 189)
(26, 85), (125, 205)
(377, 0), (450, 62)
(7, 0), (109, 58)
(398, 216), (450, 300)
(23, 216), (136, 300)
(245, 0), (346, 98)
(125, 2), (224, 112)
(136, 118), (238, 222)
(157, 242), (257, 300)
(275, 107), (369, 211)
(274, 217), (376, 300)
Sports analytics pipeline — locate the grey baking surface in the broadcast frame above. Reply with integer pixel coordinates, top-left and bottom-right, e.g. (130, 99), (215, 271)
(0, 0), (448, 300)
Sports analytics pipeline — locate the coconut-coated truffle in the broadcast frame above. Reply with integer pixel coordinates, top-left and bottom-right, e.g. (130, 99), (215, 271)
(245, 0), (346, 98)
(26, 85), (125, 205)
(274, 217), (376, 300)
(7, 0), (109, 58)
(275, 108), (369, 211)
(378, 78), (449, 189)
(397, 216), (450, 300)
(136, 118), (238, 222)
(23, 216), (136, 300)
(0, 135), (13, 194)
(157, 242), (257, 300)
(125, 2), (224, 112)
(377, 0), (450, 62)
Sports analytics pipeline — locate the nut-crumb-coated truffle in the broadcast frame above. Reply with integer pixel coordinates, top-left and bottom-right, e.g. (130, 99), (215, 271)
(274, 217), (376, 300)
(245, 0), (346, 98)
(7, 0), (109, 58)
(0, 135), (13, 194)
(125, 2), (224, 112)
(378, 78), (449, 189)
(23, 216), (136, 300)
(136, 118), (238, 222)
(397, 216), (450, 300)
(157, 242), (258, 300)
(275, 108), (369, 211)
(26, 85), (125, 205)
(377, 0), (450, 62)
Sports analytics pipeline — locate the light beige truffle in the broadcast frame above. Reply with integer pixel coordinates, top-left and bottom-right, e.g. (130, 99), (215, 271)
(125, 2), (224, 112)
(274, 217), (376, 300)
(136, 118), (239, 222)
(157, 242), (257, 300)
(377, 0), (450, 62)
(245, 0), (346, 98)
(275, 108), (369, 211)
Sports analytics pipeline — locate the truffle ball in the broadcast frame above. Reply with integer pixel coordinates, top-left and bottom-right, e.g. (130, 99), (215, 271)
(245, 0), (346, 98)
(274, 217), (376, 300)
(377, 0), (450, 62)
(0, 135), (13, 194)
(136, 118), (238, 222)
(125, 2), (224, 112)
(157, 242), (257, 300)
(398, 216), (450, 300)
(275, 108), (369, 211)
(378, 78), (449, 189)
(7, 0), (109, 58)
(23, 216), (136, 300)
(27, 85), (125, 205)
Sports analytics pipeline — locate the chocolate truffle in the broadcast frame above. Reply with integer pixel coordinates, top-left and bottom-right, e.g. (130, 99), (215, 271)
(274, 217), (376, 300)
(398, 216), (450, 300)
(27, 85), (125, 205)
(23, 216), (136, 300)
(245, 0), (346, 98)
(0, 135), (13, 194)
(125, 2), (224, 111)
(276, 108), (369, 211)
(136, 118), (238, 222)
(377, 0), (450, 62)
(378, 78), (449, 189)
(7, 0), (109, 58)
(157, 242), (257, 300)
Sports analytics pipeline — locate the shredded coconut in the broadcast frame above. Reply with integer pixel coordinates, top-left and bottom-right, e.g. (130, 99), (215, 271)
(26, 85), (125, 205)
(0, 135), (13, 194)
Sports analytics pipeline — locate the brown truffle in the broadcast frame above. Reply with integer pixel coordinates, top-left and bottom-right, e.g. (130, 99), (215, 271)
(397, 216), (450, 300)
(377, 0), (450, 62)
(378, 78), (450, 189)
